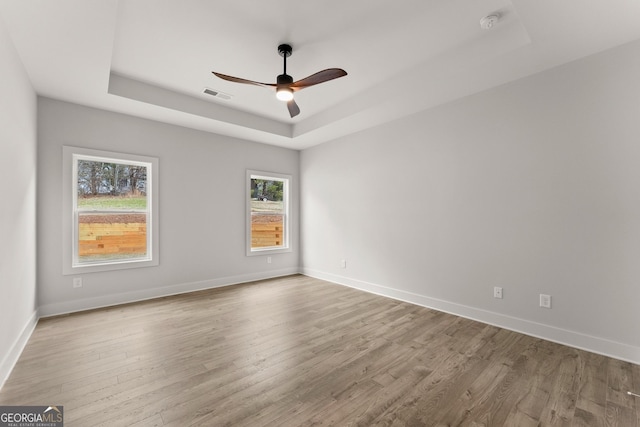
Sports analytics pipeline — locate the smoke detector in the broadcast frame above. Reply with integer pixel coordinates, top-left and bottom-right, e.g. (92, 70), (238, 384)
(480, 14), (500, 30)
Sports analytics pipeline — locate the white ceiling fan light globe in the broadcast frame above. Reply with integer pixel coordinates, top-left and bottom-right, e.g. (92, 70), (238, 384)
(276, 87), (294, 101)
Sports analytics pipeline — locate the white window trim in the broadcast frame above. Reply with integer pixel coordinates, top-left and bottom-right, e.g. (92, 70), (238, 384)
(246, 170), (292, 256)
(62, 146), (159, 275)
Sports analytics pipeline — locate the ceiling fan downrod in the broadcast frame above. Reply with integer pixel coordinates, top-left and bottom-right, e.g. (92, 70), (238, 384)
(277, 44), (293, 81)
(276, 44), (294, 96)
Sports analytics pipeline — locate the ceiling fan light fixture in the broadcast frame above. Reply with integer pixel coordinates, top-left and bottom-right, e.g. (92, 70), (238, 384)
(212, 43), (346, 118)
(276, 87), (294, 101)
(276, 73), (294, 101)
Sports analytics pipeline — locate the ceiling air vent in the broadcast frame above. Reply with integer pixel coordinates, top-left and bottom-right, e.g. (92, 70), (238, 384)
(203, 88), (232, 100)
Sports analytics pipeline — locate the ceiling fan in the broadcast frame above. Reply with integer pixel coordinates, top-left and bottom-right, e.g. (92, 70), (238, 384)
(212, 44), (347, 118)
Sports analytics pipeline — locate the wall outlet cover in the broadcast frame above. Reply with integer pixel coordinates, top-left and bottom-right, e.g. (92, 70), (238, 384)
(540, 294), (551, 308)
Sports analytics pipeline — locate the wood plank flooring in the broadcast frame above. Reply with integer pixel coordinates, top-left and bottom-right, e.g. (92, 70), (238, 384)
(1, 275), (638, 426)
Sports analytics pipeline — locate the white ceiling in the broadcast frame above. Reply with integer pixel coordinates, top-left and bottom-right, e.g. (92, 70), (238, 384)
(1, 0), (640, 150)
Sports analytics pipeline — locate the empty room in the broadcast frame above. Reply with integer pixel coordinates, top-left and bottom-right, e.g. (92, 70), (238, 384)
(1, 0), (639, 425)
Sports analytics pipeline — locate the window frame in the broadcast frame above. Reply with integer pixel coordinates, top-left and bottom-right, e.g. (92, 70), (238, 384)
(62, 146), (159, 275)
(246, 170), (292, 256)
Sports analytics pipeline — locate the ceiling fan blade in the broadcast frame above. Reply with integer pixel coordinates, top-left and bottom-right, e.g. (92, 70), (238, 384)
(287, 99), (300, 118)
(291, 68), (347, 90)
(212, 72), (275, 88)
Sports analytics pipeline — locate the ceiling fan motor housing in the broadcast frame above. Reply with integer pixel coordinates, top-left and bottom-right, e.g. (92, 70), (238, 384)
(277, 74), (293, 85)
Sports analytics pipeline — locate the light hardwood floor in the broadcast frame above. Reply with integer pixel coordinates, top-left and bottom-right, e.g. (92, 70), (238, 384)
(1, 275), (638, 426)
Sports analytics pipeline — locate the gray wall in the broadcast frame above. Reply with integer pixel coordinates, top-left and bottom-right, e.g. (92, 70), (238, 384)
(301, 39), (640, 363)
(0, 17), (38, 386)
(37, 98), (299, 315)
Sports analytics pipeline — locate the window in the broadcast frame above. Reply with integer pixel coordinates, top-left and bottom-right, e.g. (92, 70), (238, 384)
(247, 170), (291, 255)
(63, 146), (158, 274)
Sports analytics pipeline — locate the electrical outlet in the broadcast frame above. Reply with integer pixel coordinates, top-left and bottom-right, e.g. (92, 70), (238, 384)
(340, 259), (347, 268)
(267, 256), (272, 264)
(540, 294), (551, 308)
(493, 286), (503, 299)
(72, 277), (82, 288)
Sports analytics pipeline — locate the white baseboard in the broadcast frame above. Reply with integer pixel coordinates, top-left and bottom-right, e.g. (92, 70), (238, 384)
(302, 268), (640, 365)
(39, 268), (300, 318)
(0, 309), (39, 390)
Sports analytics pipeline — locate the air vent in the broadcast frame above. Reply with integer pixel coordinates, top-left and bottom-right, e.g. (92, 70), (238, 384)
(203, 88), (232, 100)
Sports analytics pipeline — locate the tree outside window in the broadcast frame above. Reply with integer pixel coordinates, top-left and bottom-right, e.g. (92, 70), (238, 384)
(247, 171), (291, 255)
(63, 146), (158, 274)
